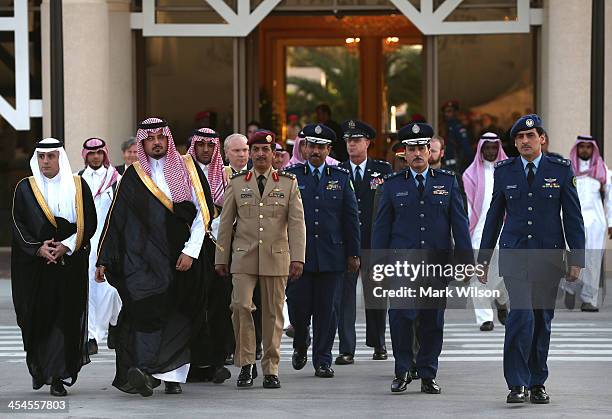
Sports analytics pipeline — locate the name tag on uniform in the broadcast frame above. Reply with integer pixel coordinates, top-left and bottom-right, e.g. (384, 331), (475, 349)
(396, 191), (409, 197)
(268, 188), (285, 198)
(506, 185), (517, 189)
(326, 180), (342, 191)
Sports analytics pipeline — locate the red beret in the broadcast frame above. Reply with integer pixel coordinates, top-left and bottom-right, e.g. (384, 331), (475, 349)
(248, 129), (276, 146)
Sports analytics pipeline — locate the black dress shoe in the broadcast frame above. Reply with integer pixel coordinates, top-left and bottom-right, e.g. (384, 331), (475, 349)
(314, 365), (335, 378)
(421, 378), (441, 394)
(529, 385), (550, 404)
(495, 302), (508, 325)
(506, 386), (527, 403)
(334, 353), (354, 365)
(224, 353), (234, 366)
(581, 302), (599, 312)
(87, 338), (98, 355)
(127, 367), (154, 397)
(164, 381), (182, 394)
(50, 379), (67, 397)
(480, 321), (494, 331)
(237, 364), (257, 388)
(285, 325), (295, 338)
(263, 375), (281, 389)
(409, 367), (420, 380)
(256, 346), (263, 360)
(373, 346), (388, 360)
(391, 372), (411, 393)
(107, 325), (118, 349)
(213, 366), (231, 384)
(564, 291), (575, 310)
(292, 348), (307, 370)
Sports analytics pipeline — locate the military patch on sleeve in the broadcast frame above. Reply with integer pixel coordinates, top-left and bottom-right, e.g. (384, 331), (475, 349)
(572, 176), (577, 188)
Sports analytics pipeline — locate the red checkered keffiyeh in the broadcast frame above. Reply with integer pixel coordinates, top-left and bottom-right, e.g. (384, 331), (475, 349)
(187, 128), (226, 205)
(135, 117), (193, 203)
(81, 137), (120, 198)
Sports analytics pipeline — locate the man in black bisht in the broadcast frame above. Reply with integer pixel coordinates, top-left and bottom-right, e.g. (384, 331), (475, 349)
(96, 118), (207, 397)
(183, 127), (232, 384)
(12, 138), (97, 397)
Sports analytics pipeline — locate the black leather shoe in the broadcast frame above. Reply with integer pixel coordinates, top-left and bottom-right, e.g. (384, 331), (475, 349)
(50, 379), (67, 397)
(421, 378), (441, 394)
(373, 346), (388, 360)
(263, 375), (281, 389)
(335, 353), (354, 365)
(128, 367), (154, 397)
(564, 291), (575, 310)
(292, 348), (307, 370)
(237, 364), (257, 388)
(212, 367), (231, 384)
(581, 302), (599, 312)
(391, 372), (411, 393)
(107, 325), (118, 349)
(506, 386), (527, 403)
(529, 385), (550, 404)
(409, 367), (420, 380)
(480, 321), (494, 331)
(495, 302), (508, 325)
(87, 338), (98, 355)
(256, 346), (263, 360)
(314, 365), (335, 378)
(164, 381), (182, 394)
(224, 353), (234, 366)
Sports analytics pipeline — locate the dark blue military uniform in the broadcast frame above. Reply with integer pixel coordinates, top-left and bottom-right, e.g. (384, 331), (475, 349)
(333, 119), (392, 360)
(337, 157), (391, 356)
(478, 115), (585, 392)
(372, 123), (472, 389)
(285, 125), (361, 372)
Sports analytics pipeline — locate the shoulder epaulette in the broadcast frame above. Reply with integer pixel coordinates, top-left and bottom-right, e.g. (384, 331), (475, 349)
(230, 169), (249, 179)
(284, 163), (304, 172)
(494, 158), (515, 169)
(383, 170), (407, 180)
(373, 159), (392, 167)
(434, 168), (455, 176)
(278, 171), (296, 180)
(547, 156), (571, 167)
(330, 165), (350, 174)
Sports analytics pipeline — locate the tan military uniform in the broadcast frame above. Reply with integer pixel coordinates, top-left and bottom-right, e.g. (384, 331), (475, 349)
(215, 166), (306, 375)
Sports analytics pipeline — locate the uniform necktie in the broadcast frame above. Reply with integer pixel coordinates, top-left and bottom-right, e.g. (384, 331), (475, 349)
(416, 173), (425, 196)
(313, 168), (320, 185)
(355, 165), (362, 183)
(257, 174), (266, 196)
(526, 162), (535, 186)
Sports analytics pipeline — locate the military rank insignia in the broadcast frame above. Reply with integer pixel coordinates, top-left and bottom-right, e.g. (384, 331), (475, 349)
(370, 172), (384, 190)
(268, 187), (285, 198)
(326, 180), (342, 191)
(542, 178), (560, 189)
(432, 185), (449, 195)
(241, 187), (254, 198)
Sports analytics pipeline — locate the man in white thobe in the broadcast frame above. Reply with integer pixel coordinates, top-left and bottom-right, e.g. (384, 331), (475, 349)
(462, 133), (510, 331)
